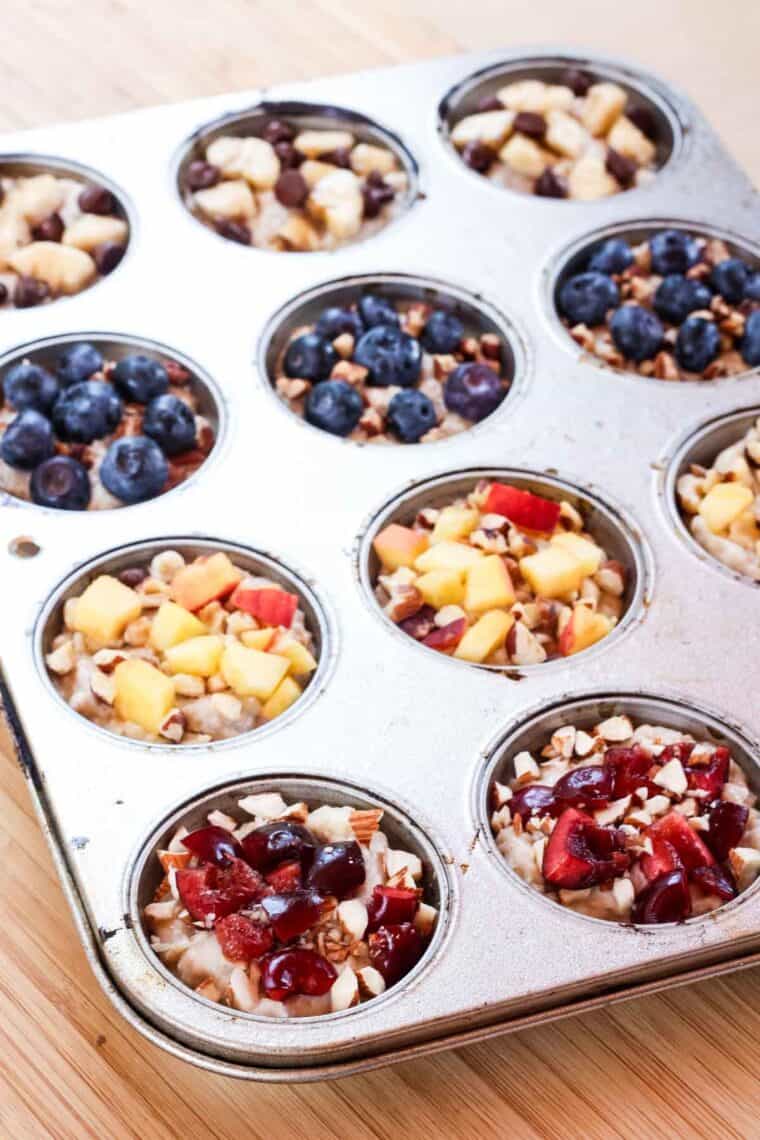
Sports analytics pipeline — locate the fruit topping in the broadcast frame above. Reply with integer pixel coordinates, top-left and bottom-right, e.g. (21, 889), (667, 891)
(685, 745), (730, 799)
(262, 889), (329, 942)
(706, 801), (749, 862)
(366, 886), (420, 932)
(176, 858), (267, 921)
(354, 324), (422, 387)
(143, 393), (198, 456)
(368, 923), (425, 985)
(30, 455), (91, 510)
(386, 389), (436, 442)
(484, 482), (561, 532)
(646, 811), (715, 872)
(691, 864), (737, 901)
(508, 784), (557, 822)
(52, 380), (123, 443)
(443, 362), (506, 421)
(112, 354), (170, 403)
(182, 825), (245, 867)
(230, 586), (298, 628)
(56, 342), (104, 386)
(283, 332), (337, 382)
(553, 764), (614, 809)
(631, 869), (691, 924)
(99, 435), (168, 503)
(649, 229), (701, 276)
(559, 272), (620, 326)
(604, 744), (658, 797)
(3, 361), (60, 413)
(304, 379), (363, 437)
(674, 316), (721, 373)
(358, 293), (399, 328)
(260, 948), (337, 1001)
(587, 238), (634, 274)
(421, 310), (464, 354)
(0, 409), (55, 469)
(421, 617), (466, 651)
(241, 821), (317, 872)
(215, 913), (274, 963)
(542, 808), (630, 889)
(306, 840), (365, 899)
(609, 305), (663, 362)
(315, 306), (364, 340)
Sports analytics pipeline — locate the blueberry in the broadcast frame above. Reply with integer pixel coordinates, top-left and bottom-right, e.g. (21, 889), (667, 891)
(357, 294), (399, 329)
(674, 316), (721, 373)
(354, 325), (422, 387)
(30, 455), (91, 510)
(587, 238), (634, 275)
(3, 361), (59, 414)
(420, 310), (464, 354)
(558, 272), (620, 326)
(111, 354), (170, 403)
(143, 393), (197, 456)
(386, 389), (436, 442)
(443, 362), (505, 422)
(740, 310), (760, 367)
(744, 272), (760, 301)
(653, 275), (713, 325)
(710, 258), (750, 304)
(52, 381), (122, 443)
(304, 379), (363, 436)
(100, 435), (169, 503)
(649, 229), (701, 276)
(56, 342), (104, 387)
(610, 305), (664, 362)
(283, 333), (337, 382)
(0, 409), (55, 469)
(314, 306), (364, 340)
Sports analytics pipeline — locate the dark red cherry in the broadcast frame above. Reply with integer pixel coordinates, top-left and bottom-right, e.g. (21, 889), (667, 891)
(658, 742), (695, 766)
(182, 825), (244, 867)
(261, 890), (328, 942)
(215, 913), (274, 962)
(264, 860), (302, 892)
(691, 864), (737, 902)
(706, 801), (749, 861)
(542, 808), (630, 889)
(640, 836), (682, 884)
(260, 948), (337, 1001)
(306, 841), (365, 899)
(553, 764), (614, 809)
(686, 746), (731, 800)
(241, 821), (316, 872)
(647, 812), (714, 873)
(366, 886), (419, 932)
(175, 858), (267, 921)
(508, 784), (557, 822)
(631, 869), (691, 924)
(368, 923), (425, 985)
(604, 745), (657, 797)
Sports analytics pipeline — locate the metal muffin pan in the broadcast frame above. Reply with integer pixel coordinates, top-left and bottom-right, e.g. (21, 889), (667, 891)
(1, 45), (760, 1080)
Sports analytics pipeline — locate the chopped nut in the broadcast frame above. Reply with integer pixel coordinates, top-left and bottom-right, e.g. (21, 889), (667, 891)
(596, 715), (633, 742)
(45, 640), (76, 674)
(350, 807), (384, 844)
(413, 902), (438, 938)
(337, 899), (368, 941)
(172, 673), (205, 698)
(653, 758), (688, 796)
(513, 751), (540, 783)
(159, 708), (186, 743)
(385, 848), (423, 881)
(90, 668), (116, 705)
(357, 966), (386, 998)
(149, 550), (185, 583)
(239, 792), (289, 819)
(330, 966), (359, 1011)
(331, 360), (369, 385)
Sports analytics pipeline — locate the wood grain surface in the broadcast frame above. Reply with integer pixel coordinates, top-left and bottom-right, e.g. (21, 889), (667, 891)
(2, 3), (759, 1136)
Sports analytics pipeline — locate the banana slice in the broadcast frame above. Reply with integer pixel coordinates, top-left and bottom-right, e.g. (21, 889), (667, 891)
(275, 214), (320, 252)
(63, 214), (128, 252)
(581, 83), (627, 137)
(292, 129), (354, 157)
(607, 116), (656, 165)
(194, 179), (257, 220)
(567, 153), (618, 199)
(10, 174), (66, 224)
(307, 169), (363, 240)
(451, 110), (514, 148)
(300, 160), (338, 188)
(8, 241), (96, 293)
(206, 136), (280, 190)
(349, 143), (397, 176)
(545, 110), (588, 159)
(0, 209), (31, 270)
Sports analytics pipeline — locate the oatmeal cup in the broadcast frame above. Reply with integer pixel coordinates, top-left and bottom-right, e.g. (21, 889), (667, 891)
(40, 540), (328, 745)
(0, 157), (129, 308)
(485, 699), (760, 926)
(441, 58), (678, 201)
(263, 275), (518, 444)
(362, 471), (646, 667)
(137, 781), (441, 1018)
(0, 335), (219, 511)
(178, 103), (415, 253)
(555, 223), (760, 381)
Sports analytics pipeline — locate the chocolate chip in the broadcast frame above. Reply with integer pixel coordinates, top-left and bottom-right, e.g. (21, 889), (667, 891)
(513, 111), (546, 139)
(627, 105), (658, 140)
(78, 185), (115, 215)
(274, 140), (303, 169)
(323, 146), (352, 169)
(94, 241), (126, 275)
(462, 141), (496, 173)
(534, 168), (567, 198)
(32, 212), (64, 242)
(362, 177), (395, 219)
(118, 567), (147, 588)
(476, 95), (503, 112)
(0, 283), (7, 305)
(14, 276), (49, 307)
(605, 147), (638, 187)
(274, 169), (309, 208)
(214, 219), (251, 245)
(561, 68), (594, 96)
(261, 118), (296, 145)
(186, 160), (220, 191)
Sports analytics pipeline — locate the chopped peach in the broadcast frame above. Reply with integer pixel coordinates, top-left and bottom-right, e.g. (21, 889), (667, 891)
(550, 532), (604, 577)
(240, 628), (276, 651)
(431, 506), (480, 542)
(270, 632), (318, 675)
(113, 659), (175, 733)
(72, 575), (143, 648)
(464, 555), (515, 612)
(169, 553), (243, 612)
(220, 643), (290, 700)
(261, 676), (303, 720)
(558, 604), (614, 656)
(454, 610), (514, 663)
(150, 601), (207, 651)
(698, 483), (754, 534)
(164, 635), (225, 677)
(519, 546), (584, 598)
(414, 540), (483, 574)
(415, 568), (465, 609)
(373, 524), (429, 571)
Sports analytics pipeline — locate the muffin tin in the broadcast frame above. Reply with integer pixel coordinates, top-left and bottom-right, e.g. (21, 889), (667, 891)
(1, 47), (760, 1080)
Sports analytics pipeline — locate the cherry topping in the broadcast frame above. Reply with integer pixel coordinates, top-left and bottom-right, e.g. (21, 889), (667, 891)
(508, 784), (557, 822)
(658, 741), (695, 766)
(241, 821), (316, 873)
(215, 913), (274, 963)
(366, 886), (419, 932)
(368, 922), (425, 985)
(175, 858), (267, 921)
(604, 745), (657, 798)
(182, 825), (244, 867)
(542, 808), (630, 889)
(631, 869), (691, 925)
(685, 746), (730, 800)
(399, 605), (437, 641)
(646, 811), (714, 873)
(264, 860), (302, 892)
(260, 948), (337, 1001)
(705, 801), (749, 861)
(422, 617), (466, 651)
(261, 890), (328, 942)
(306, 841), (365, 899)
(691, 864), (737, 902)
(640, 836), (682, 884)
(553, 764), (614, 809)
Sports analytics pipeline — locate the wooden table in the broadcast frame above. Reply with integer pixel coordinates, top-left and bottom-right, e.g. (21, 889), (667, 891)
(2, 3), (759, 1136)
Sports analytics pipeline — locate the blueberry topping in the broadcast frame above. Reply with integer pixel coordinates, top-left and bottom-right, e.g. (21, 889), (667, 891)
(0, 409), (55, 469)
(674, 316), (721, 373)
(314, 306), (364, 341)
(710, 258), (750, 304)
(30, 455), (91, 510)
(740, 310), (760, 367)
(386, 389), (436, 442)
(649, 229), (701, 276)
(653, 275), (713, 325)
(283, 333), (337, 383)
(304, 379), (363, 437)
(354, 325), (422, 387)
(587, 238), (634, 275)
(609, 305), (664, 362)
(3, 361), (59, 414)
(143, 393), (197, 456)
(56, 342), (104, 387)
(420, 310), (464, 354)
(357, 294), (399, 329)
(744, 272), (760, 301)
(111, 354), (170, 403)
(100, 435), (168, 503)
(558, 272), (620, 326)
(52, 381), (122, 443)
(443, 362), (505, 422)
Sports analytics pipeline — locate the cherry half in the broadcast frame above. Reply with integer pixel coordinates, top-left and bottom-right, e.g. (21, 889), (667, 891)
(647, 812), (714, 873)
(604, 745), (658, 798)
(215, 913), (274, 963)
(508, 784), (557, 822)
(553, 764), (613, 810)
(181, 825), (244, 867)
(366, 886), (419, 932)
(543, 808), (630, 889)
(685, 746), (730, 800)
(261, 890), (328, 942)
(631, 869), (691, 924)
(176, 858), (267, 921)
(241, 821), (316, 873)
(306, 840), (365, 899)
(260, 948), (337, 1001)
(706, 801), (749, 862)
(691, 864), (737, 902)
(368, 923), (425, 985)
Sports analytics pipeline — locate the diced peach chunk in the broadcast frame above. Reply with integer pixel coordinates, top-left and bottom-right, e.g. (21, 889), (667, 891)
(698, 483), (754, 534)
(519, 547), (584, 598)
(550, 532), (603, 577)
(270, 632), (318, 675)
(558, 604), (614, 656)
(414, 541), (483, 574)
(261, 676), (303, 720)
(415, 569), (465, 608)
(169, 553), (243, 612)
(454, 610), (513, 663)
(240, 628), (276, 651)
(113, 659), (175, 733)
(220, 643), (290, 700)
(150, 601), (207, 651)
(464, 555), (515, 612)
(373, 524), (428, 571)
(164, 635), (225, 677)
(72, 575), (143, 648)
(431, 506), (480, 542)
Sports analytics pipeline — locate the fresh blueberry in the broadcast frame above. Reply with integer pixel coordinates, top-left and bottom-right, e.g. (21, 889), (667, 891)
(0, 409), (55, 469)
(710, 258), (750, 304)
(111, 354), (170, 403)
(304, 379), (363, 436)
(386, 389), (436, 442)
(283, 333), (337, 382)
(744, 272), (760, 301)
(420, 310), (464, 354)
(649, 229), (701, 276)
(587, 238), (634, 275)
(357, 293), (399, 329)
(653, 275), (713, 325)
(143, 394), (197, 456)
(610, 305), (664, 362)
(740, 310), (760, 367)
(30, 455), (91, 510)
(56, 342), (104, 387)
(558, 272), (620, 326)
(443, 362), (505, 422)
(354, 325), (422, 387)
(100, 435), (168, 503)
(52, 381), (122, 443)
(674, 316), (721, 373)
(314, 306), (364, 341)
(3, 361), (59, 414)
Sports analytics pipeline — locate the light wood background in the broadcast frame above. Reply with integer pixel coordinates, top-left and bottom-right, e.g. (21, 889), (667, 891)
(2, 3), (759, 1137)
